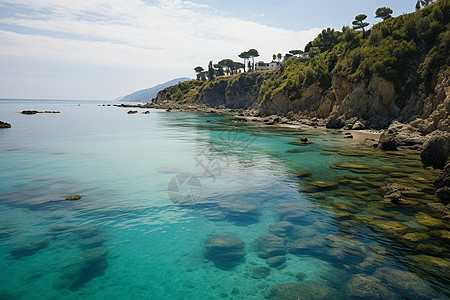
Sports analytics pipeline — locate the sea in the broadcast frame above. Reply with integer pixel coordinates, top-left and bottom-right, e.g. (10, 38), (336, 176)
(0, 99), (448, 299)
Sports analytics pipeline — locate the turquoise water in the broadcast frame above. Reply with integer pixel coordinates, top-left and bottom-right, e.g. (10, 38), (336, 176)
(0, 100), (448, 299)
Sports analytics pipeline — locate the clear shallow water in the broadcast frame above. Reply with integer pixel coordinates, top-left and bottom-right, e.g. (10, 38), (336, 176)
(0, 101), (449, 299)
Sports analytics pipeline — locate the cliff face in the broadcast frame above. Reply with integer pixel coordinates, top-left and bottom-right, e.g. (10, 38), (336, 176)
(155, 0), (449, 131)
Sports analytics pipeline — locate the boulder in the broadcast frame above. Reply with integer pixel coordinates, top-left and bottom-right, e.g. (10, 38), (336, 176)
(0, 121), (11, 128)
(65, 195), (82, 201)
(374, 267), (438, 299)
(326, 117), (345, 129)
(127, 110), (138, 114)
(352, 121), (366, 130)
(345, 274), (397, 299)
(434, 163), (450, 204)
(204, 235), (245, 270)
(267, 281), (337, 300)
(256, 234), (285, 258)
(378, 121), (427, 151)
(421, 133), (450, 169)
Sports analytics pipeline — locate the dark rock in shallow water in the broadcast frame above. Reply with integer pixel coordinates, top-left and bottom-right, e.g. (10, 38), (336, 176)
(373, 267), (438, 299)
(345, 274), (398, 299)
(10, 237), (51, 258)
(434, 163), (450, 205)
(79, 234), (106, 249)
(65, 194), (82, 201)
(127, 110), (138, 114)
(421, 133), (450, 169)
(251, 266), (271, 279)
(54, 247), (108, 291)
(380, 184), (418, 204)
(269, 221), (295, 237)
(256, 234), (285, 259)
(378, 133), (397, 150)
(0, 121), (11, 128)
(21, 110), (38, 115)
(275, 203), (306, 224)
(204, 235), (245, 270)
(266, 255), (286, 269)
(267, 281), (337, 300)
(219, 202), (260, 225)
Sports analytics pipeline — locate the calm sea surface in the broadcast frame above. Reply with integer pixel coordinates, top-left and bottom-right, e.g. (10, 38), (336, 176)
(0, 100), (448, 299)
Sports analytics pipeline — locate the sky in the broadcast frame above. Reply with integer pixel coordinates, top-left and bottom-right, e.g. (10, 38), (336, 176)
(0, 0), (418, 100)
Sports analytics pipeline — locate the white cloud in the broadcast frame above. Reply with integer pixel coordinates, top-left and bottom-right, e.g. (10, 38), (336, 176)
(0, 0), (321, 99)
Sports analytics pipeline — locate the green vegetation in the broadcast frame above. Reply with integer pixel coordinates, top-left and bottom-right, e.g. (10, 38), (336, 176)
(376, 7), (393, 20)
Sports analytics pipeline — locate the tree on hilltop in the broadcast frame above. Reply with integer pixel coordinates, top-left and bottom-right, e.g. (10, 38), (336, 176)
(272, 54), (276, 61)
(352, 14), (369, 37)
(289, 50), (304, 55)
(246, 49), (260, 71)
(194, 66), (204, 80)
(207, 61), (215, 81)
(277, 53), (282, 62)
(375, 7), (393, 20)
(238, 51), (250, 72)
(416, 0), (435, 10)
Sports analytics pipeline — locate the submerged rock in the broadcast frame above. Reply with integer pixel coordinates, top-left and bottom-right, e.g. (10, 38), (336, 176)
(267, 281), (337, 300)
(275, 203), (306, 223)
(266, 255), (286, 269)
(374, 267), (438, 299)
(380, 184), (420, 204)
(10, 237), (51, 258)
(256, 234), (285, 259)
(251, 266), (271, 279)
(269, 221), (295, 237)
(0, 121), (11, 128)
(345, 274), (398, 299)
(204, 235), (245, 270)
(55, 247), (108, 291)
(219, 202), (260, 225)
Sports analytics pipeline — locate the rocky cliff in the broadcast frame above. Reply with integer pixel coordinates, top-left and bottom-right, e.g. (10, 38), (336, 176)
(155, 0), (449, 132)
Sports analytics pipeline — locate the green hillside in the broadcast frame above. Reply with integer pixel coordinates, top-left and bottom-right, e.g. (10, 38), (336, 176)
(156, 0), (449, 130)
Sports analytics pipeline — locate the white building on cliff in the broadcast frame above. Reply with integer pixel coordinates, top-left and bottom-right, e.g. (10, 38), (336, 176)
(255, 61), (281, 71)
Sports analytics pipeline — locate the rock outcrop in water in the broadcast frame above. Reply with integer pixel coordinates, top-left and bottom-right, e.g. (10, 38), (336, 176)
(21, 110), (60, 114)
(0, 121), (11, 128)
(204, 235), (246, 270)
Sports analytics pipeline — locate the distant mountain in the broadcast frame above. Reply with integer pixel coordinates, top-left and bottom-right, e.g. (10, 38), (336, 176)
(120, 77), (191, 102)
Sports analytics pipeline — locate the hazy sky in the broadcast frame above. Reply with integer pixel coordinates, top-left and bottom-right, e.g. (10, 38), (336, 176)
(0, 0), (418, 100)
